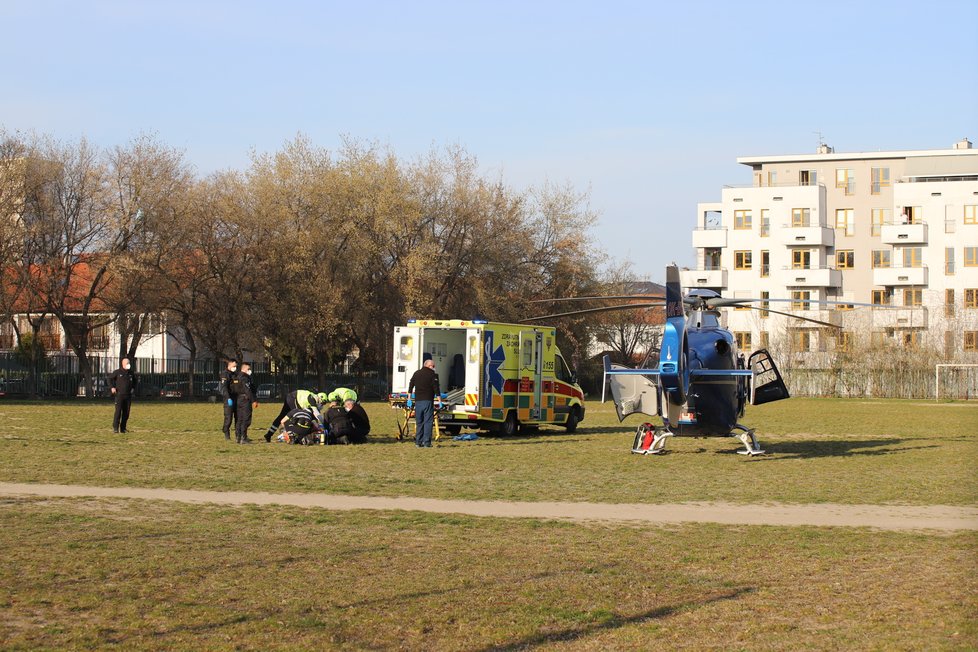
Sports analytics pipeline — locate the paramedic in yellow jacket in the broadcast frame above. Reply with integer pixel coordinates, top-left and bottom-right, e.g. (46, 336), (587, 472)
(327, 387), (358, 404)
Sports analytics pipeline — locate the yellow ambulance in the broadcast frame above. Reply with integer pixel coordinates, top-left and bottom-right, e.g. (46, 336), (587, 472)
(391, 319), (586, 436)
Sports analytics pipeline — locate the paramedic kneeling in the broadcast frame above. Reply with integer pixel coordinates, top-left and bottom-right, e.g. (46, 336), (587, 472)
(408, 359), (440, 448)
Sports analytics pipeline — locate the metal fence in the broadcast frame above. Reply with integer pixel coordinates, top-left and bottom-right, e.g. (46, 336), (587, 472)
(0, 353), (390, 401)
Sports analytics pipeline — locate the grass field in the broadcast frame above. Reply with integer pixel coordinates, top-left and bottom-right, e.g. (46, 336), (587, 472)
(1, 398), (976, 505)
(1, 397), (976, 649)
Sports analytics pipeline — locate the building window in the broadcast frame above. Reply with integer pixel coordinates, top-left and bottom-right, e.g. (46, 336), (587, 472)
(735, 250), (752, 270)
(87, 323), (110, 350)
(903, 247), (922, 268)
(965, 247), (978, 267)
(904, 331), (921, 348)
(767, 171), (777, 186)
(872, 289), (891, 306)
(947, 248), (956, 275)
(792, 249), (812, 269)
(965, 205), (977, 225)
(872, 250), (891, 268)
(871, 331), (888, 347)
(835, 208), (854, 235)
(835, 168), (854, 194)
(734, 210), (752, 230)
(837, 331), (852, 352)
(965, 289), (978, 309)
(791, 291), (811, 310)
(760, 209), (770, 237)
(793, 329), (812, 351)
(791, 208), (810, 227)
(760, 251), (770, 277)
(871, 167), (890, 194)
(760, 291), (770, 318)
(734, 332), (751, 351)
(871, 208), (889, 236)
(946, 331), (955, 357)
(965, 331), (978, 352)
(759, 332), (770, 348)
(836, 250), (854, 269)
(799, 170), (817, 185)
(0, 321), (14, 349)
(704, 248), (722, 270)
(903, 288), (922, 306)
(946, 289), (955, 317)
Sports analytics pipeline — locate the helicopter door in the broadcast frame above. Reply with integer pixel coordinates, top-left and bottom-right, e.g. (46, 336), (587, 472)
(606, 364), (662, 422)
(748, 349), (790, 405)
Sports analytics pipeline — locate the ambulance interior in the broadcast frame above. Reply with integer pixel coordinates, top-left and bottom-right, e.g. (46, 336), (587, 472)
(420, 329), (475, 401)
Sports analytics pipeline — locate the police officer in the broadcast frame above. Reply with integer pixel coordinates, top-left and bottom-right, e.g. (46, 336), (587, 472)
(263, 388), (323, 442)
(108, 357), (137, 434)
(232, 361), (258, 444)
(219, 358), (238, 440)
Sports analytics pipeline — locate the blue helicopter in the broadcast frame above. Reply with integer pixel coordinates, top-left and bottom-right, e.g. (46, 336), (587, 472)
(524, 264), (853, 456)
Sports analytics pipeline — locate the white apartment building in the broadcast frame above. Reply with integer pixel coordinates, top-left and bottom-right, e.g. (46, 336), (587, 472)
(681, 139), (978, 364)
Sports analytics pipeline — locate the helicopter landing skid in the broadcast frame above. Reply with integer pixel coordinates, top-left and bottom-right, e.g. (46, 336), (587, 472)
(731, 424), (765, 456)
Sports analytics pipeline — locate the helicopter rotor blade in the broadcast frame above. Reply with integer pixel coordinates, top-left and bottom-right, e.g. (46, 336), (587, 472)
(742, 305), (841, 329)
(519, 302), (665, 323)
(707, 297), (890, 309)
(528, 294), (665, 304)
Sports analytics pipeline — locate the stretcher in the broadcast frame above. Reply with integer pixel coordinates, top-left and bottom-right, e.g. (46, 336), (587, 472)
(388, 393), (445, 442)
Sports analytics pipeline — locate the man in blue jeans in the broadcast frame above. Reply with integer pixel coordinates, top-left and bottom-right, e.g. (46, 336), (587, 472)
(408, 359), (440, 447)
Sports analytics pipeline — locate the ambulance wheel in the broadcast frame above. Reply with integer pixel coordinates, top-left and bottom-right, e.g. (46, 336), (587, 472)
(564, 407), (580, 433)
(445, 425), (461, 436)
(501, 411), (519, 437)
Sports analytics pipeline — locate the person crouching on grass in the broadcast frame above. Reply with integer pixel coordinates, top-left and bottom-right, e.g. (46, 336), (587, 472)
(234, 362), (258, 444)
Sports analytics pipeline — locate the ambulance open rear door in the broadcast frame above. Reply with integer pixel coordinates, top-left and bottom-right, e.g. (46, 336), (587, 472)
(392, 325), (421, 394)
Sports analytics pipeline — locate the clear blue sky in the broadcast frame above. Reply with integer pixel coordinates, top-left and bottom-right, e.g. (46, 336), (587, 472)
(2, 0), (976, 280)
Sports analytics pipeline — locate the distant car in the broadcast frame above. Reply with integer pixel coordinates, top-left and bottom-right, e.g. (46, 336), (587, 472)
(202, 380), (222, 397)
(0, 378), (55, 397)
(160, 381), (191, 399)
(257, 383), (279, 400)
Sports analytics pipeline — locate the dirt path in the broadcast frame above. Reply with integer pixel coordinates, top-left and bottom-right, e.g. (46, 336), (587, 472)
(2, 482), (977, 532)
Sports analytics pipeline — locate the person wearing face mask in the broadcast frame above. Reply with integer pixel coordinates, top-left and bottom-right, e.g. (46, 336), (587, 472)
(218, 359), (239, 440)
(108, 357), (137, 434)
(231, 361), (258, 444)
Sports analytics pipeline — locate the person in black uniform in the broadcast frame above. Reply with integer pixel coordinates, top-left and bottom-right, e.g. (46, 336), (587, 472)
(408, 359), (440, 447)
(232, 361), (258, 444)
(108, 358), (137, 434)
(219, 358), (238, 440)
(345, 398), (371, 443)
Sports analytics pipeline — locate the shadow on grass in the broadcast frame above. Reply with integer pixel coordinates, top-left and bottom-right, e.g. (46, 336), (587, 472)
(336, 564), (619, 610)
(728, 438), (939, 459)
(476, 587), (754, 651)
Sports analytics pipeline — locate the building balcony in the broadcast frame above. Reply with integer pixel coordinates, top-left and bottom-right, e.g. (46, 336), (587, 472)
(780, 266), (842, 288)
(880, 222), (928, 245)
(691, 227), (727, 249)
(871, 307), (928, 329)
(779, 225), (834, 247)
(872, 265), (928, 286)
(680, 268), (727, 289)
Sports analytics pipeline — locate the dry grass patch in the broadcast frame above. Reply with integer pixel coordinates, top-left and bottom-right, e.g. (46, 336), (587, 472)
(0, 497), (975, 651)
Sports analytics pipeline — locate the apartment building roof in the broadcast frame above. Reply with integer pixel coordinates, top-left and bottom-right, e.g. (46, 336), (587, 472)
(737, 144), (977, 167)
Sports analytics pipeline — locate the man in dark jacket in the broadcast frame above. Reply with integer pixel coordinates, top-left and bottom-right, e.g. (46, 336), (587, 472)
(231, 361), (258, 444)
(346, 399), (371, 443)
(219, 359), (238, 440)
(408, 359), (440, 447)
(108, 358), (137, 434)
